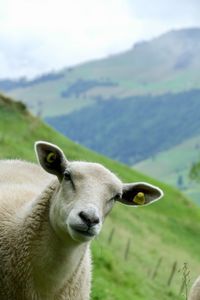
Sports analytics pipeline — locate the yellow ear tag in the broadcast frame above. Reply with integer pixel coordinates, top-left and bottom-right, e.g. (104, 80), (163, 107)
(133, 192), (145, 205)
(46, 152), (57, 163)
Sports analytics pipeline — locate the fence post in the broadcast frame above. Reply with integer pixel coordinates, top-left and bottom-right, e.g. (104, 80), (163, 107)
(167, 261), (177, 286)
(152, 257), (162, 280)
(124, 239), (131, 261)
(108, 228), (115, 245)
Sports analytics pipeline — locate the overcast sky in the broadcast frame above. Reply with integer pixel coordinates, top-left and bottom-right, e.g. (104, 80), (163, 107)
(0, 0), (199, 79)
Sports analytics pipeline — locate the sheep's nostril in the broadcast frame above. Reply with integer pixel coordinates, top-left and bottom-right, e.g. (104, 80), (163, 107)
(79, 211), (100, 227)
(92, 217), (100, 225)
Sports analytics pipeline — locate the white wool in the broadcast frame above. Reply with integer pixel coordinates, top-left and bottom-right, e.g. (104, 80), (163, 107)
(189, 277), (200, 300)
(0, 160), (91, 300)
(0, 142), (163, 300)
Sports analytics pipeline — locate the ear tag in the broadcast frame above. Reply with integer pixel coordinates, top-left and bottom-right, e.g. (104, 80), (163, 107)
(133, 192), (145, 205)
(46, 152), (57, 163)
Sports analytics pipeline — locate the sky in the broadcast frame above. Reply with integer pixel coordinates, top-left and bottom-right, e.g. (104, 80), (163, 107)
(0, 0), (199, 79)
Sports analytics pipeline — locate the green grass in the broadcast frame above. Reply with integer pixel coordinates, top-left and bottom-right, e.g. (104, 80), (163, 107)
(1, 93), (200, 300)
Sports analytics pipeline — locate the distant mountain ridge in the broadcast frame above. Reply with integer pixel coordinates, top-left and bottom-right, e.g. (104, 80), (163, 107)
(1, 27), (200, 166)
(2, 27), (200, 117)
(0, 72), (64, 92)
(46, 89), (200, 165)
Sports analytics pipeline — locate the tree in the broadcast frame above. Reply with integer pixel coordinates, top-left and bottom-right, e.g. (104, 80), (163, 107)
(189, 161), (200, 182)
(177, 174), (184, 189)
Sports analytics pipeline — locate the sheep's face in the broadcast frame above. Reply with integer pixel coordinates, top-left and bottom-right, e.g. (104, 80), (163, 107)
(35, 141), (163, 243)
(53, 161), (122, 242)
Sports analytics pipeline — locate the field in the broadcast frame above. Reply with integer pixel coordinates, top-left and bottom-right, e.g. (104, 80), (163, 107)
(1, 93), (200, 299)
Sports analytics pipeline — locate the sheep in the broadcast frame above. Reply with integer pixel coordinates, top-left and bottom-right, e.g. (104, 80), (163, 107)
(0, 141), (163, 300)
(189, 277), (200, 300)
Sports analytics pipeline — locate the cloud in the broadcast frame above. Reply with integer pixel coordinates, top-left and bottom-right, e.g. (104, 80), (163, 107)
(128, 0), (200, 21)
(0, 0), (199, 78)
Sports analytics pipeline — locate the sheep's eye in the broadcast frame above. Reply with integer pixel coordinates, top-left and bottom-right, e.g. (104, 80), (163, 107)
(108, 193), (121, 204)
(114, 193), (122, 201)
(64, 171), (76, 190)
(64, 171), (72, 181)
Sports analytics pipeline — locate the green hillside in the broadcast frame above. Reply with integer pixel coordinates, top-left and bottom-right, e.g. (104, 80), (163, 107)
(134, 135), (200, 204)
(2, 28), (200, 118)
(46, 90), (200, 165)
(1, 93), (200, 300)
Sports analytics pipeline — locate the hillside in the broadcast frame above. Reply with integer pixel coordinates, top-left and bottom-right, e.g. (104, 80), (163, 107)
(1, 27), (200, 118)
(134, 134), (200, 204)
(1, 93), (200, 299)
(46, 90), (200, 165)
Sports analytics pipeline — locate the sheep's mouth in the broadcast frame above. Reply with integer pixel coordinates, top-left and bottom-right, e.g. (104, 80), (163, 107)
(69, 224), (96, 239)
(74, 228), (95, 237)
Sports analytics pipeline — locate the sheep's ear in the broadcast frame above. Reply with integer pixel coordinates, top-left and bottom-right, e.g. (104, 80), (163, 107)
(118, 182), (163, 206)
(35, 141), (67, 181)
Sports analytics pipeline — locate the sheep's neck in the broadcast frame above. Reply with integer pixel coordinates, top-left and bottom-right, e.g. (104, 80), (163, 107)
(23, 181), (89, 295)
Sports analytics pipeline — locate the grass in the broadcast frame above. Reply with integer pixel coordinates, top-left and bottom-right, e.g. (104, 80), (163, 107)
(134, 134), (200, 204)
(1, 93), (200, 299)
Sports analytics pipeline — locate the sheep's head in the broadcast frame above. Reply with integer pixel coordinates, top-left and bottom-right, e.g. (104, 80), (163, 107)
(35, 141), (163, 243)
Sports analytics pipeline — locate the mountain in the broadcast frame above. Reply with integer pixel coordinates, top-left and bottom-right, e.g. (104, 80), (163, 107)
(1, 27), (200, 118)
(0, 28), (200, 167)
(46, 89), (200, 165)
(1, 93), (200, 300)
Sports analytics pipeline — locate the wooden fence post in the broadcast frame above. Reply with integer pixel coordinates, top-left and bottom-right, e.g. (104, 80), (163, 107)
(108, 228), (115, 245)
(152, 257), (162, 280)
(167, 261), (177, 286)
(124, 239), (131, 261)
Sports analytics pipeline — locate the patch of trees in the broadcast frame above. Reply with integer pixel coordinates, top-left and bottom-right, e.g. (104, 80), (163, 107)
(0, 72), (64, 91)
(61, 79), (117, 98)
(46, 89), (200, 165)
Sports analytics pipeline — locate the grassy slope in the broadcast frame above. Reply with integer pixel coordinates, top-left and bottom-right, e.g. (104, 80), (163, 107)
(1, 93), (200, 299)
(134, 135), (200, 204)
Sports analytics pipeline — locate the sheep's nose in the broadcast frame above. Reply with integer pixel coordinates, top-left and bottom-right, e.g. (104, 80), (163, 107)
(79, 211), (100, 227)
